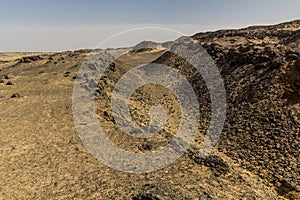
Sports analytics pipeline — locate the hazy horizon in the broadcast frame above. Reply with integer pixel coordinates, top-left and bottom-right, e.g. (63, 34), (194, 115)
(1, 0), (299, 52)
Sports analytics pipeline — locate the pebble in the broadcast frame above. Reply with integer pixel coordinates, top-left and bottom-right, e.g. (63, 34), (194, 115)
(6, 81), (13, 85)
(11, 93), (21, 98)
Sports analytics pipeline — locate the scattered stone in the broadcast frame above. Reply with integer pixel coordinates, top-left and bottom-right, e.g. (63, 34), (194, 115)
(138, 143), (152, 151)
(19, 55), (42, 63)
(6, 81), (13, 85)
(109, 63), (116, 71)
(11, 93), (21, 98)
(189, 153), (229, 177)
(132, 193), (160, 200)
(188, 21), (300, 191)
(276, 180), (297, 196)
(286, 53), (299, 61)
(281, 180), (297, 190)
(88, 64), (97, 70)
(0, 20), (299, 199)
(254, 63), (267, 70)
(102, 110), (113, 121)
(103, 111), (109, 117)
(198, 192), (213, 200)
(72, 74), (81, 80)
(64, 71), (70, 77)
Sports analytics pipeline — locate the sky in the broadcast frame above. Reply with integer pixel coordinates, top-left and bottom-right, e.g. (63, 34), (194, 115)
(0, 0), (299, 52)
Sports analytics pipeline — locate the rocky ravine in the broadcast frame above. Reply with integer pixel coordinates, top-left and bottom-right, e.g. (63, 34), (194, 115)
(0, 20), (299, 199)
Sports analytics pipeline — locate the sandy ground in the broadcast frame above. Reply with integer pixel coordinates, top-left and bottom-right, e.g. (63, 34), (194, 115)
(0, 49), (286, 199)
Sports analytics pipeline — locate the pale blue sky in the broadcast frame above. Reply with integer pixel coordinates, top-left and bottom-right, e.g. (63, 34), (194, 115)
(0, 0), (299, 51)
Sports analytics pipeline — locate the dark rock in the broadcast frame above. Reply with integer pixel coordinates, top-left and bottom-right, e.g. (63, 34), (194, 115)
(190, 153), (229, 177)
(102, 110), (113, 121)
(103, 111), (109, 117)
(11, 93), (21, 98)
(254, 63), (267, 70)
(109, 63), (116, 71)
(286, 53), (299, 61)
(198, 191), (213, 200)
(276, 180), (297, 196)
(269, 59), (282, 69)
(88, 64), (97, 70)
(0, 79), (4, 83)
(72, 74), (82, 80)
(64, 72), (70, 77)
(6, 81), (13, 85)
(132, 193), (160, 200)
(139, 143), (152, 151)
(19, 55), (42, 63)
(281, 180), (297, 190)
(83, 73), (88, 78)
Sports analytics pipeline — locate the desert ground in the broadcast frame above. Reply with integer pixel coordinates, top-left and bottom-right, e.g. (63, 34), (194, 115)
(0, 20), (299, 199)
